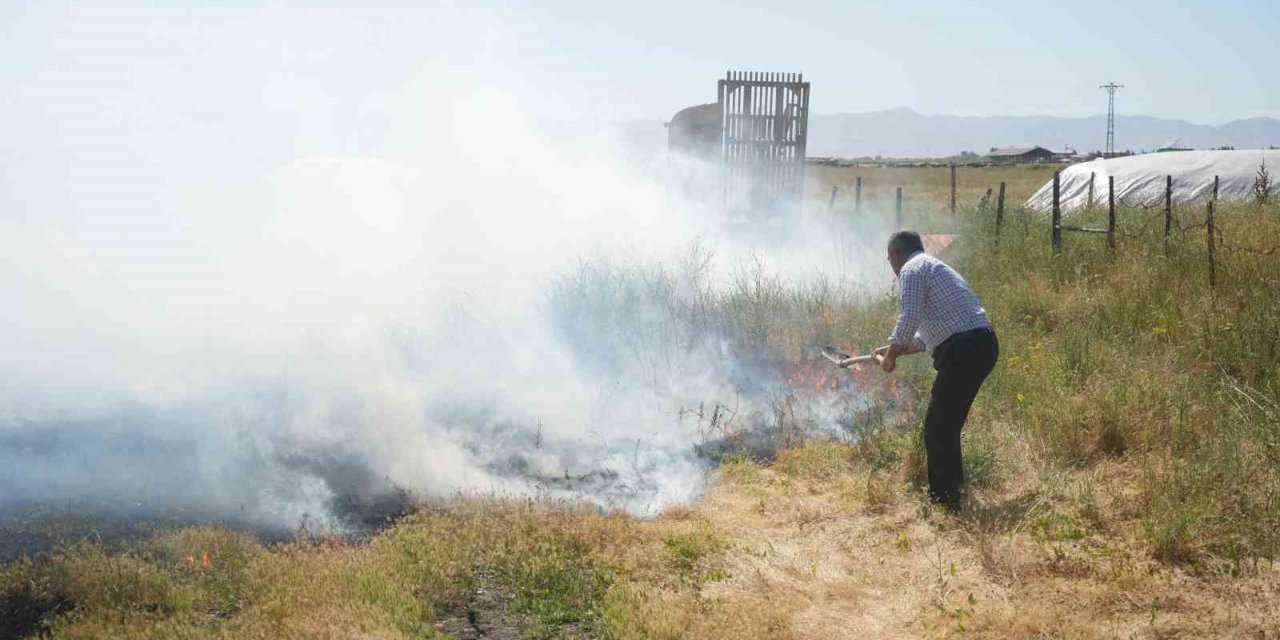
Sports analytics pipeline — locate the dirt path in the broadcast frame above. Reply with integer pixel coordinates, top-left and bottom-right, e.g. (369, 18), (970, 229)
(687, 465), (1280, 639)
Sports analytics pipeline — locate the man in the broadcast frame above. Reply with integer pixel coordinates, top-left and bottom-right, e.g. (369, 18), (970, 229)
(873, 230), (998, 511)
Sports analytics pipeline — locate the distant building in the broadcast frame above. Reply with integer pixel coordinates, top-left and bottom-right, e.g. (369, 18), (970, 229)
(1052, 148), (1078, 162)
(987, 146), (1057, 163)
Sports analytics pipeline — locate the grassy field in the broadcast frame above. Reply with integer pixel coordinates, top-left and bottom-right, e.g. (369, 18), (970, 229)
(806, 163), (1059, 222)
(4, 164), (1279, 639)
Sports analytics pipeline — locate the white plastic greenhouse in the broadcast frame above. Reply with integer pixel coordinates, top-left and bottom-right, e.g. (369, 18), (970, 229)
(1025, 150), (1280, 216)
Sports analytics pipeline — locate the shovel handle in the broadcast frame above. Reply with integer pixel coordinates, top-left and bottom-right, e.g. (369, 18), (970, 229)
(838, 354), (884, 368)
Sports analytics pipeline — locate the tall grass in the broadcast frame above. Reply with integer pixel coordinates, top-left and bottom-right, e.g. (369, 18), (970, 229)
(960, 197), (1280, 565)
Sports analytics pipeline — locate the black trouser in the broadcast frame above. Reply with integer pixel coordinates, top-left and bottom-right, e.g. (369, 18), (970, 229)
(924, 327), (999, 504)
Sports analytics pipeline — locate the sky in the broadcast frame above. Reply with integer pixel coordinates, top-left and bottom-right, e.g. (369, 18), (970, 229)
(505, 0), (1279, 124)
(1, 0), (1276, 133)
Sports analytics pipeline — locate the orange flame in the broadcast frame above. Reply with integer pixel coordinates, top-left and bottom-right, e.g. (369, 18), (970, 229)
(787, 353), (910, 409)
(201, 551), (210, 569)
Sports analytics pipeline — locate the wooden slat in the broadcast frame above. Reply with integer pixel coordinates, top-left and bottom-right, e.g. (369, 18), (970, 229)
(719, 71), (810, 212)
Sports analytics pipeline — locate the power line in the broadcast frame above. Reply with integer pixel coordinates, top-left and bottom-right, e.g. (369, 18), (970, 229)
(1100, 83), (1124, 157)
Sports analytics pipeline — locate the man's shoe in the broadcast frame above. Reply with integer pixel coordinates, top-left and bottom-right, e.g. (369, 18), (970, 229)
(928, 489), (963, 514)
(934, 499), (961, 515)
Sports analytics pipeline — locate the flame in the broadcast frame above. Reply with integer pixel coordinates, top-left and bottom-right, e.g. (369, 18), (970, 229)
(787, 355), (858, 397)
(185, 550), (212, 570)
(786, 352), (909, 407)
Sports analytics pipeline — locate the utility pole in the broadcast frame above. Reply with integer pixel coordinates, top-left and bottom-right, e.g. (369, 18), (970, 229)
(1100, 83), (1124, 157)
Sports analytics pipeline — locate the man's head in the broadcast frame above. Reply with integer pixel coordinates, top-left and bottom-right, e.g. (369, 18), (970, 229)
(886, 230), (925, 276)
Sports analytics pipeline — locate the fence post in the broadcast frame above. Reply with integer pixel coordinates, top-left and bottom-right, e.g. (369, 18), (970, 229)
(996, 181), (1006, 244)
(1107, 175), (1116, 252)
(1207, 200), (1216, 290)
(949, 164), (957, 215)
(828, 185), (838, 210)
(895, 187), (903, 229)
(1052, 171), (1062, 255)
(855, 176), (863, 213)
(1088, 172), (1096, 209)
(1164, 175), (1172, 255)
(1213, 175), (1220, 201)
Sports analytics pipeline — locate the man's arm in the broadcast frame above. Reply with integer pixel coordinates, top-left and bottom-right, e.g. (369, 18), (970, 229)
(875, 336), (924, 358)
(880, 262), (926, 372)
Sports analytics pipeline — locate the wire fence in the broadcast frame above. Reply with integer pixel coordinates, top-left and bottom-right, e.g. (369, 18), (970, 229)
(823, 168), (1280, 282)
(1001, 170), (1280, 290)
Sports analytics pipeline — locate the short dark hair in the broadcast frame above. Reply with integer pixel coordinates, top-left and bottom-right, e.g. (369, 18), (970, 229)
(887, 230), (925, 257)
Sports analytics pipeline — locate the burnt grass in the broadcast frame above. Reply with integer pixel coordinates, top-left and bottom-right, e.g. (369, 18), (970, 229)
(0, 585), (73, 640)
(432, 569), (526, 640)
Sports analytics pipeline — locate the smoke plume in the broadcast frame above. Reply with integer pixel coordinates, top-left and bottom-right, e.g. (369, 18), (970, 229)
(0, 1), (899, 533)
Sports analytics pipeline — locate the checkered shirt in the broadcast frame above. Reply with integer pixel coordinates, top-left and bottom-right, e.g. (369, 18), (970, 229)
(888, 252), (991, 353)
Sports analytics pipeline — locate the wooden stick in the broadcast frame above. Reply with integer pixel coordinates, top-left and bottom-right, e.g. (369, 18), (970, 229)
(838, 354), (885, 368)
(950, 164), (957, 215)
(996, 182), (1006, 243)
(1107, 175), (1116, 252)
(1207, 200), (1216, 289)
(1052, 171), (1062, 255)
(895, 187), (903, 229)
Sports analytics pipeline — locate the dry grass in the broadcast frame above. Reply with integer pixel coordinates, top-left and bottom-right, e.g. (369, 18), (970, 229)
(4, 163), (1280, 638)
(8, 451), (1275, 638)
(806, 163), (1058, 224)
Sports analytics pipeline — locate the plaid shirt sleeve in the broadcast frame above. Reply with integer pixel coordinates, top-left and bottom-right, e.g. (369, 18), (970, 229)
(889, 260), (925, 349)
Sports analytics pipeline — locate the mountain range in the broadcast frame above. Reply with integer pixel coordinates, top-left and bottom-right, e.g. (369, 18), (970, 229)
(806, 107), (1280, 159)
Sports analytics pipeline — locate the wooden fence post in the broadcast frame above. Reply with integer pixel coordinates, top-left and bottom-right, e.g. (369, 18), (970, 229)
(1107, 175), (1116, 252)
(996, 181), (1006, 243)
(949, 164), (957, 215)
(1207, 200), (1216, 289)
(1088, 172), (1096, 209)
(828, 185), (838, 210)
(1164, 175), (1172, 255)
(1213, 175), (1220, 201)
(1052, 171), (1062, 255)
(855, 176), (863, 213)
(895, 187), (903, 229)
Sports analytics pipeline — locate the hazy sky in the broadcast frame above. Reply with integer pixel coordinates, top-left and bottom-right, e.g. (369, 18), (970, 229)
(508, 0), (1278, 123)
(2, 0), (1275, 130)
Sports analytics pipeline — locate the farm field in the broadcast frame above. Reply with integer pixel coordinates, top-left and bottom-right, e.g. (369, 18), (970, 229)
(806, 163), (1059, 219)
(4, 165), (1279, 640)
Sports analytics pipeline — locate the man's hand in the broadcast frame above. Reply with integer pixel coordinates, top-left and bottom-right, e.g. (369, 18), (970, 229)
(875, 343), (910, 373)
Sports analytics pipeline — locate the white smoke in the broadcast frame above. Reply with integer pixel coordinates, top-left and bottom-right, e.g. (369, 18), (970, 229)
(0, 1), (898, 532)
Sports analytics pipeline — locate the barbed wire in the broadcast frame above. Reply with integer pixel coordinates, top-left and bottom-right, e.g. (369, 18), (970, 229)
(1052, 212), (1280, 257)
(1219, 238), (1280, 256)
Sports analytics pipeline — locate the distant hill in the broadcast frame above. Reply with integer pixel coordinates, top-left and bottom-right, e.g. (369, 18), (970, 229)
(807, 107), (1280, 159)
